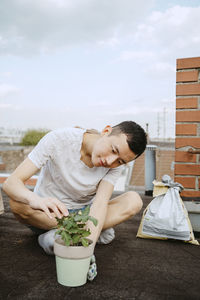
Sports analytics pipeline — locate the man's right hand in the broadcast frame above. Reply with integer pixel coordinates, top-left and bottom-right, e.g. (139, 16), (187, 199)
(2, 158), (69, 220)
(28, 194), (69, 219)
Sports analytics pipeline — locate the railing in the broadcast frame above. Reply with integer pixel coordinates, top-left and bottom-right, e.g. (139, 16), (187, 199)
(188, 148), (200, 154)
(0, 173), (38, 187)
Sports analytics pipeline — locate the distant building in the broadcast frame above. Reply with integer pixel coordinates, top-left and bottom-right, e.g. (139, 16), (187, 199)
(0, 127), (25, 145)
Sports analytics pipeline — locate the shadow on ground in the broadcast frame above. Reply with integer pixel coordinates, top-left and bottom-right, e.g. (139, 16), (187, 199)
(0, 191), (200, 300)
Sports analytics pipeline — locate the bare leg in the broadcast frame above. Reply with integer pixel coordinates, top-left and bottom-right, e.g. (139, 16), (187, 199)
(9, 191), (142, 231)
(102, 191), (143, 230)
(9, 199), (57, 230)
(87, 191), (143, 244)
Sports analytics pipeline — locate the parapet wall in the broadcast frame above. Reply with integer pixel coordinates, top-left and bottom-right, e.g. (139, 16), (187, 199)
(0, 146), (33, 173)
(175, 57), (200, 199)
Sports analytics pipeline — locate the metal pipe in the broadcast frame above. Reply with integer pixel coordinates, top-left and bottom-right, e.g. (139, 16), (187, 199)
(188, 148), (200, 154)
(145, 145), (157, 196)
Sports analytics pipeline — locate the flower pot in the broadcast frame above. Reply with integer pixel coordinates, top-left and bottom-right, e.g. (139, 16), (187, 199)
(54, 237), (95, 287)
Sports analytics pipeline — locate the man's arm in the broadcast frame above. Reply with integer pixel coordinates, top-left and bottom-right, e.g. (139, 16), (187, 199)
(87, 179), (114, 244)
(2, 157), (68, 219)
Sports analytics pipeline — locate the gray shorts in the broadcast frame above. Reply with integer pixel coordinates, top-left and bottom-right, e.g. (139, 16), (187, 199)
(26, 204), (91, 235)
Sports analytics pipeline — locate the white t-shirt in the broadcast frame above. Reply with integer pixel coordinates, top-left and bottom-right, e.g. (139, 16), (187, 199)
(28, 127), (123, 209)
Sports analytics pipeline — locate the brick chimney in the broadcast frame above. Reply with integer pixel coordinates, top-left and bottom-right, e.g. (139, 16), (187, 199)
(175, 57), (200, 200)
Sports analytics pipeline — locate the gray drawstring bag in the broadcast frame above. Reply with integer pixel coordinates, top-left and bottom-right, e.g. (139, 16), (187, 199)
(137, 175), (199, 245)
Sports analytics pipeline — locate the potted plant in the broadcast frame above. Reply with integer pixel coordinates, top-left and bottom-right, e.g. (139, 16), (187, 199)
(54, 205), (98, 287)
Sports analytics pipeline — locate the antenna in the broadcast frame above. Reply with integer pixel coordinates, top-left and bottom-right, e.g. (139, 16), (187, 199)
(157, 112), (160, 138)
(163, 107), (166, 140)
(146, 123), (149, 143)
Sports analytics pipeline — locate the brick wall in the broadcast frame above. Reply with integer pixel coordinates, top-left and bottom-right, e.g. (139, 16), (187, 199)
(0, 146), (33, 173)
(130, 153), (145, 188)
(130, 148), (174, 189)
(175, 57), (200, 199)
(156, 149), (174, 180)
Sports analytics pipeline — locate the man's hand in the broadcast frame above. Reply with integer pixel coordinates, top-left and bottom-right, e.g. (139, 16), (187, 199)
(28, 194), (69, 219)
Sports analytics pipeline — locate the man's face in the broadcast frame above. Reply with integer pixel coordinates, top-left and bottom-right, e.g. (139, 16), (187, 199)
(91, 131), (136, 168)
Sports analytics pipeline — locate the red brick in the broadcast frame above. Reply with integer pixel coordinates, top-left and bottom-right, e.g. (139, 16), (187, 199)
(176, 138), (200, 148)
(177, 57), (200, 70)
(175, 151), (196, 162)
(0, 176), (37, 186)
(0, 177), (6, 184)
(175, 164), (200, 175)
(130, 149), (175, 186)
(0, 164), (6, 171)
(176, 111), (200, 122)
(24, 178), (37, 186)
(176, 70), (199, 82)
(175, 176), (196, 189)
(176, 97), (198, 109)
(176, 124), (197, 136)
(176, 84), (200, 96)
(156, 150), (174, 181)
(181, 190), (200, 198)
(199, 178), (200, 189)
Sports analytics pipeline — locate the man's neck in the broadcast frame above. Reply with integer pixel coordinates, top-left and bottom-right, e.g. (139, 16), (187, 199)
(80, 132), (99, 168)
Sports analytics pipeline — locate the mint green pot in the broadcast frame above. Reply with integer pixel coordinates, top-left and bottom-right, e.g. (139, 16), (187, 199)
(54, 237), (94, 287)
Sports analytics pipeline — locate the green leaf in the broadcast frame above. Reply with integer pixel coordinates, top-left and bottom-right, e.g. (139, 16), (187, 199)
(69, 228), (79, 234)
(72, 234), (80, 245)
(61, 231), (71, 246)
(55, 204), (97, 246)
(65, 220), (74, 230)
(81, 230), (90, 237)
(81, 205), (90, 216)
(88, 216), (98, 226)
(77, 223), (85, 228)
(55, 229), (62, 236)
(74, 215), (82, 222)
(81, 216), (89, 223)
(63, 218), (69, 226)
(81, 237), (89, 247)
(56, 216), (65, 226)
(77, 229), (87, 235)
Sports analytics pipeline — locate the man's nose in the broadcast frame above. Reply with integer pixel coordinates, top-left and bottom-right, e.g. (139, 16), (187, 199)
(106, 154), (118, 166)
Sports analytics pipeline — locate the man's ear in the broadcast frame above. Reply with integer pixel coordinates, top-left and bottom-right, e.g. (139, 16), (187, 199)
(101, 125), (112, 136)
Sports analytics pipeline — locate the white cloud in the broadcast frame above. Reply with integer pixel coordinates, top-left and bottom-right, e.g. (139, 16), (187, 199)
(161, 98), (175, 104)
(148, 62), (174, 72)
(0, 72), (12, 78)
(118, 50), (154, 61)
(105, 105), (175, 116)
(0, 103), (12, 108)
(133, 5), (200, 58)
(0, 102), (22, 110)
(97, 37), (120, 48)
(117, 4), (200, 80)
(0, 83), (21, 98)
(0, 0), (153, 56)
(144, 62), (175, 78)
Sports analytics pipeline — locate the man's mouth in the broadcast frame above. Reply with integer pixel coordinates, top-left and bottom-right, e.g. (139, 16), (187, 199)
(100, 158), (105, 167)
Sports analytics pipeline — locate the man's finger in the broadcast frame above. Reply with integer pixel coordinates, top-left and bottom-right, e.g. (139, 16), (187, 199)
(42, 206), (53, 219)
(57, 203), (69, 217)
(48, 203), (62, 219)
(52, 198), (69, 216)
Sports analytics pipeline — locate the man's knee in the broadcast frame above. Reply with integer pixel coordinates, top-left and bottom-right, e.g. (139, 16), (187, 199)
(9, 198), (33, 220)
(125, 191), (143, 216)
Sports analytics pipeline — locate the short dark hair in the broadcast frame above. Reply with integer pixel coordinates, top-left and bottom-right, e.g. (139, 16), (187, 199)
(111, 121), (147, 158)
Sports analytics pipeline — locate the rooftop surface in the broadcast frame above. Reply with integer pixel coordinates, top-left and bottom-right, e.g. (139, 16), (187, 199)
(0, 191), (200, 300)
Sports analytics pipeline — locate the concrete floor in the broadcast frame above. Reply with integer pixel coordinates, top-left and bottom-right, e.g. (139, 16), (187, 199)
(0, 191), (200, 300)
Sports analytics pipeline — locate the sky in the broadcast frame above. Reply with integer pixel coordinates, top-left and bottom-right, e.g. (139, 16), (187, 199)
(1, 0), (200, 139)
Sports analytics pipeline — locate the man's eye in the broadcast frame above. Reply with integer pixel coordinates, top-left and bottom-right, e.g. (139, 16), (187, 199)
(112, 147), (116, 154)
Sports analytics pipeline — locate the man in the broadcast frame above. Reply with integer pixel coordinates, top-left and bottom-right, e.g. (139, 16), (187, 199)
(3, 121), (147, 254)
